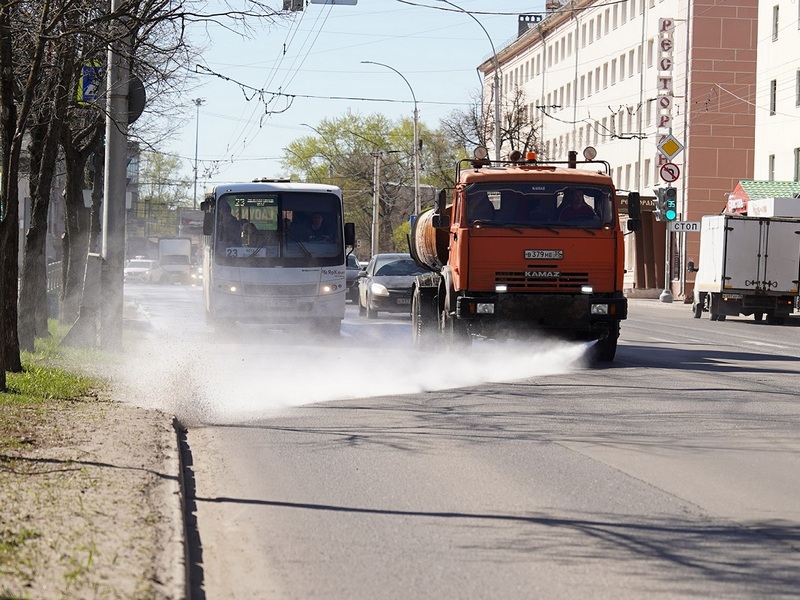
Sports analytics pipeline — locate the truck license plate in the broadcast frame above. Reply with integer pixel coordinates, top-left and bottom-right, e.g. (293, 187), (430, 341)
(525, 249), (563, 260)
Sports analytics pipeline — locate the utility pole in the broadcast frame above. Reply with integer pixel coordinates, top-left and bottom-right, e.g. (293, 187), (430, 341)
(192, 98), (205, 210)
(100, 0), (131, 350)
(361, 61), (420, 214)
(371, 151), (383, 256)
(441, 0), (502, 160)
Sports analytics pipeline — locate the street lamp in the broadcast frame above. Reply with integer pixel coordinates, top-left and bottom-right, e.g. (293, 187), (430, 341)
(192, 98), (205, 210)
(361, 60), (421, 214)
(440, 0), (501, 161)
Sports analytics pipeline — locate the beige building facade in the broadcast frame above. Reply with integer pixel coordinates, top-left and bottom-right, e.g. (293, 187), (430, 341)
(481, 0), (758, 300)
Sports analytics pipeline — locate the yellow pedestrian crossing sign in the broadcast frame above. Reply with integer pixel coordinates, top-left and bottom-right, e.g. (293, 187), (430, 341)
(658, 134), (684, 160)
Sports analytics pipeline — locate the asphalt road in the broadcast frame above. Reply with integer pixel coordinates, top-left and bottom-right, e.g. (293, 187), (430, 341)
(123, 284), (800, 599)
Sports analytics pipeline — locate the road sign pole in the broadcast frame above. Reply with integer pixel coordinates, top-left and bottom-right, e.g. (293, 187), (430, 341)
(660, 226), (673, 303)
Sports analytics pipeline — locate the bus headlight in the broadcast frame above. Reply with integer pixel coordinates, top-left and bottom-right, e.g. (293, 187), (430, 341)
(320, 283), (342, 295)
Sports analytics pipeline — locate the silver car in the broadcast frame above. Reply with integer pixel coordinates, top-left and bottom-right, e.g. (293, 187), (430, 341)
(124, 259), (163, 283)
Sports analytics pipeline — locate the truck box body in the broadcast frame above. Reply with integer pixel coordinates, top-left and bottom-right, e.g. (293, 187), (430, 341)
(746, 197), (800, 218)
(692, 214), (800, 322)
(158, 237), (193, 284)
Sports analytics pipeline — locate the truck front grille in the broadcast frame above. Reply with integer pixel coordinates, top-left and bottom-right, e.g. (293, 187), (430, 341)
(496, 269), (590, 292)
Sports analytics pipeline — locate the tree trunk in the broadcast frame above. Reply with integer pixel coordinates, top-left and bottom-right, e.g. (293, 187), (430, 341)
(60, 152), (92, 325)
(0, 4), (22, 382)
(19, 116), (62, 351)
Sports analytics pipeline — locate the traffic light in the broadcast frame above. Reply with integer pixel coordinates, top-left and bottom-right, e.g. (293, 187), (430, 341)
(664, 186), (678, 221)
(653, 188), (665, 221)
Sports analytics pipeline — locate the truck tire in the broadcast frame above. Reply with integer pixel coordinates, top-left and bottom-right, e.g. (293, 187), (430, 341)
(693, 303), (702, 318)
(753, 311), (764, 322)
(591, 322), (619, 362)
(440, 308), (471, 348)
(412, 286), (438, 348)
(766, 313), (785, 325)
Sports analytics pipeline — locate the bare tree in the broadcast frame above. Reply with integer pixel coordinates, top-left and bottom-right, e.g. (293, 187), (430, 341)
(441, 86), (541, 160)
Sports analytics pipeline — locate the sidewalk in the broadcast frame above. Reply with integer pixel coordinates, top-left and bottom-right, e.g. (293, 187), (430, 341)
(0, 301), (185, 599)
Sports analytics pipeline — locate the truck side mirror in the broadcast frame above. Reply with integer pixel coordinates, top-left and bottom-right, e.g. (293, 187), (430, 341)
(627, 192), (641, 219)
(625, 192), (642, 232)
(687, 261), (698, 273)
(436, 188), (448, 214)
(432, 214), (451, 229)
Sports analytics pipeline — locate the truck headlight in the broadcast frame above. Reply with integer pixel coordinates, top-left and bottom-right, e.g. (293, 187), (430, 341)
(591, 303), (609, 315)
(476, 303), (495, 314)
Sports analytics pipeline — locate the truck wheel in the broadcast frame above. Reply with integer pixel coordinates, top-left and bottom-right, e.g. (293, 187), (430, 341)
(366, 304), (378, 319)
(754, 312), (764, 322)
(358, 300), (366, 316)
(440, 308), (471, 348)
(693, 303), (702, 318)
(412, 286), (438, 348)
(766, 314), (784, 325)
(591, 323), (619, 362)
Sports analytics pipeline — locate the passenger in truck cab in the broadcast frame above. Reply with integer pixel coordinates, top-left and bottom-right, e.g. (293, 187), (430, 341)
(558, 188), (599, 222)
(468, 193), (496, 222)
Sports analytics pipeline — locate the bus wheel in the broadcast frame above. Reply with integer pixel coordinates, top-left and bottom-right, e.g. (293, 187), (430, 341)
(317, 318), (341, 336)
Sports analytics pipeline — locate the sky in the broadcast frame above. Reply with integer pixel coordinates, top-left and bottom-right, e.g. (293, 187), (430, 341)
(163, 0), (545, 193)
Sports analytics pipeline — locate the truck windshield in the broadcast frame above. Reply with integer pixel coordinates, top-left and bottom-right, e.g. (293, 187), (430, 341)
(214, 191), (344, 264)
(465, 183), (615, 229)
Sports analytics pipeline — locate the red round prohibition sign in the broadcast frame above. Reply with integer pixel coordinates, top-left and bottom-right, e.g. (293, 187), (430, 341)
(660, 162), (680, 183)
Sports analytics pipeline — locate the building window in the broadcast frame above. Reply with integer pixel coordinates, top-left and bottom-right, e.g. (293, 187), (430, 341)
(768, 154), (776, 180)
(644, 158), (651, 188)
(620, 54), (626, 79)
(773, 5), (779, 41)
(647, 39), (654, 68)
(770, 79), (777, 115)
(794, 148), (800, 181)
(796, 70), (800, 106)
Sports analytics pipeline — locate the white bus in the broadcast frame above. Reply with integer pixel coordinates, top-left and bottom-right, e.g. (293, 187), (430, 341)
(200, 180), (355, 334)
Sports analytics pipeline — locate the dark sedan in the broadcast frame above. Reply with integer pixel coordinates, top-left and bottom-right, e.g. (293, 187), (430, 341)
(357, 253), (427, 318)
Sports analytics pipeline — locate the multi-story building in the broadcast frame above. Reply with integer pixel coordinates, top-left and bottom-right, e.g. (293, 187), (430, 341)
(480, 0), (758, 300)
(754, 0), (800, 181)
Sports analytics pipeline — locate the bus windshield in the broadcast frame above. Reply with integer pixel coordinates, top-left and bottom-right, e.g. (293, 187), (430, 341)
(465, 182), (615, 229)
(215, 191), (344, 264)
